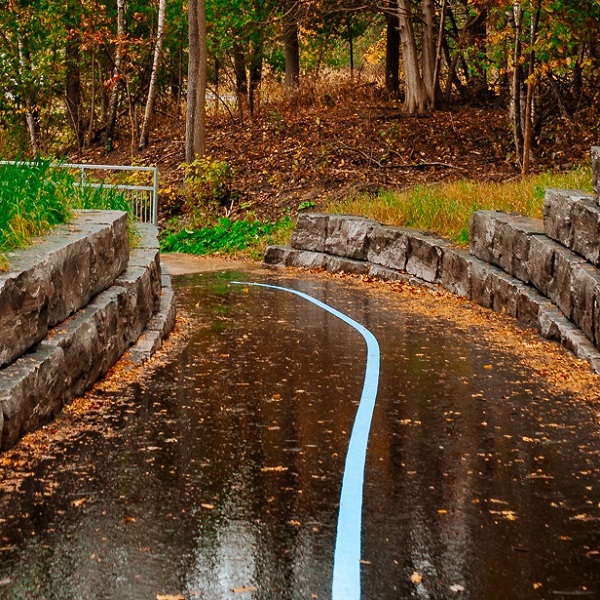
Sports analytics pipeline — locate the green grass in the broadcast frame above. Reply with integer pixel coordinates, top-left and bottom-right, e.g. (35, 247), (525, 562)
(329, 167), (594, 245)
(160, 216), (293, 259)
(0, 159), (132, 268)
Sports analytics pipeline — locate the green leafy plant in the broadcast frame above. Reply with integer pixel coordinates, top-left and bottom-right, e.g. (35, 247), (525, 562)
(298, 200), (316, 211)
(180, 157), (236, 219)
(0, 159), (133, 269)
(160, 216), (292, 256)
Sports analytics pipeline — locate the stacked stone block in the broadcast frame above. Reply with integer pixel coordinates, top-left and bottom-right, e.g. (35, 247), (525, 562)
(264, 147), (600, 373)
(0, 212), (176, 451)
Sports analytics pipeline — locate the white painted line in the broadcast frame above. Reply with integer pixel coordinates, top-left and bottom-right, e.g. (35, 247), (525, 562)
(231, 282), (380, 599)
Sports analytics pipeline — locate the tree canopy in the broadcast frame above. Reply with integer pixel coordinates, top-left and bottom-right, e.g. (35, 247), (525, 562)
(0, 0), (597, 173)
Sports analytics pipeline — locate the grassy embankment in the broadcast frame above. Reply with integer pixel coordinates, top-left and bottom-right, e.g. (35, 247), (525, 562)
(162, 167), (594, 259)
(0, 160), (132, 270)
(330, 168), (593, 246)
(1, 162), (592, 266)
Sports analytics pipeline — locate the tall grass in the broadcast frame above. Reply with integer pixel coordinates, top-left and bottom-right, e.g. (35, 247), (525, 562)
(330, 168), (593, 245)
(0, 159), (131, 269)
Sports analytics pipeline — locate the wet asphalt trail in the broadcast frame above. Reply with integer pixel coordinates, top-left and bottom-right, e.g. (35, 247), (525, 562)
(0, 269), (599, 599)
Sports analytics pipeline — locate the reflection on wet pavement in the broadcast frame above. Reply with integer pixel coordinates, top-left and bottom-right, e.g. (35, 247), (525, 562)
(0, 269), (599, 599)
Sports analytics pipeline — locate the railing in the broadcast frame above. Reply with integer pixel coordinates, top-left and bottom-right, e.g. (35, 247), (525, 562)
(0, 161), (159, 225)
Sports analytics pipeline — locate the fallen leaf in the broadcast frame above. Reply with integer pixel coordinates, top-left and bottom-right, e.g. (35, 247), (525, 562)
(231, 585), (257, 593)
(450, 583), (465, 592)
(410, 571), (423, 584)
(156, 595), (184, 600)
(71, 497), (87, 508)
(201, 503), (215, 510)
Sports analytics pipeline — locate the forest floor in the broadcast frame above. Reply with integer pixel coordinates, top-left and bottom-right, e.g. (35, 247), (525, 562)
(74, 97), (596, 226)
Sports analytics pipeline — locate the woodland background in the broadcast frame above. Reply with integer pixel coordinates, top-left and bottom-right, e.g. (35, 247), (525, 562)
(1, 0), (599, 225)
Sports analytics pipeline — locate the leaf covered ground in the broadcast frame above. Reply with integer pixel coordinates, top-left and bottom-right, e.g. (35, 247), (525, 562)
(75, 98), (596, 225)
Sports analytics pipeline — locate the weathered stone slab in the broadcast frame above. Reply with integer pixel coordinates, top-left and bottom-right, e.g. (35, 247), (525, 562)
(568, 263), (600, 344)
(42, 287), (125, 398)
(0, 345), (66, 450)
(264, 245), (293, 267)
(78, 210), (130, 297)
(367, 225), (410, 271)
(0, 215), (172, 451)
(547, 246), (584, 320)
(405, 230), (451, 283)
(544, 188), (600, 265)
(470, 210), (544, 283)
(516, 286), (549, 332)
(290, 213), (330, 252)
(324, 254), (370, 275)
(0, 211), (129, 368)
(288, 249), (327, 270)
(325, 215), (377, 260)
(368, 264), (406, 282)
(489, 270), (522, 317)
(468, 259), (500, 309)
(441, 247), (472, 298)
(119, 247), (162, 312)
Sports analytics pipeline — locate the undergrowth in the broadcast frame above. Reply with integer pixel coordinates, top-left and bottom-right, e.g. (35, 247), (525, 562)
(329, 167), (593, 245)
(0, 159), (132, 269)
(160, 216), (293, 259)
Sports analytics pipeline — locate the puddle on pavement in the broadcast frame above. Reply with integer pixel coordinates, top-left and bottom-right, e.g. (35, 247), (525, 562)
(1, 269), (599, 599)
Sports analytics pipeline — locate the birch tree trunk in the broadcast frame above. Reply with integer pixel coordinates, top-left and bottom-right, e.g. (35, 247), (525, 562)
(17, 35), (39, 155)
(522, 0), (541, 174)
(103, 0), (126, 151)
(139, 0), (167, 150)
(511, 0), (524, 165)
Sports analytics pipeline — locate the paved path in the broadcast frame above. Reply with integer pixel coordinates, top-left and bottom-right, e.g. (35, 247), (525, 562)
(0, 267), (599, 599)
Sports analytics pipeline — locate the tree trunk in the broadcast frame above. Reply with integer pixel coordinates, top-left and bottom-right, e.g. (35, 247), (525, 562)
(397, 0), (430, 113)
(17, 34), (39, 155)
(86, 44), (96, 146)
(103, 0), (126, 151)
(65, 31), (83, 152)
(348, 18), (354, 76)
(139, 0), (167, 150)
(421, 0), (437, 107)
(522, 0), (541, 175)
(185, 0), (206, 162)
(432, 0), (447, 107)
(283, 0), (300, 98)
(248, 40), (263, 117)
(233, 44), (248, 122)
(511, 1), (524, 166)
(385, 10), (400, 96)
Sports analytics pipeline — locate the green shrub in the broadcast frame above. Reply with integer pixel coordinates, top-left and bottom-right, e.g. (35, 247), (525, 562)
(180, 157), (236, 220)
(160, 216), (292, 257)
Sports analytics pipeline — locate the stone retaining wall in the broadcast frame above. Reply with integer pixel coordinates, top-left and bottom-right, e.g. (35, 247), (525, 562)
(265, 149), (600, 373)
(0, 211), (176, 450)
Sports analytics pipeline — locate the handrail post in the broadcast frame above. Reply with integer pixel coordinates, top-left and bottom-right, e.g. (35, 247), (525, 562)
(152, 167), (158, 225)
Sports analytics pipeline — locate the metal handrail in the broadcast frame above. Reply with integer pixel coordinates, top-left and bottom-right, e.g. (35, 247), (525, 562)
(0, 161), (159, 225)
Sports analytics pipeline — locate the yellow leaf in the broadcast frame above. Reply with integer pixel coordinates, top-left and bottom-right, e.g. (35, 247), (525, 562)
(410, 571), (423, 584)
(231, 585), (257, 593)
